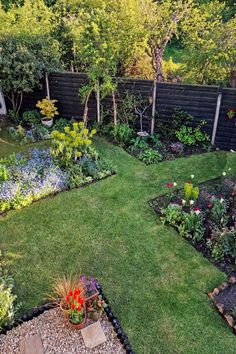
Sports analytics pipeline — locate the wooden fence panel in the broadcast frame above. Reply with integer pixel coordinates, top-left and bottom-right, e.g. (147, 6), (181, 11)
(8, 72), (236, 151)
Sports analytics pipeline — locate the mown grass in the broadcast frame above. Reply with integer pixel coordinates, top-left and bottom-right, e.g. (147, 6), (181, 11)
(0, 131), (236, 353)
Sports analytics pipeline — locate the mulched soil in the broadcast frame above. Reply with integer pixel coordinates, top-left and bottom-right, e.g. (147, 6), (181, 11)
(215, 283), (236, 313)
(149, 177), (236, 275)
(0, 308), (125, 354)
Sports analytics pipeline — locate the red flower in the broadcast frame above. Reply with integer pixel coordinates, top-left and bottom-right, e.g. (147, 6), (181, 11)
(194, 207), (200, 211)
(78, 297), (84, 305)
(68, 290), (73, 297)
(73, 293), (77, 300)
(74, 289), (81, 296)
(71, 303), (75, 310)
(66, 295), (70, 303)
(77, 305), (81, 312)
(166, 183), (174, 188)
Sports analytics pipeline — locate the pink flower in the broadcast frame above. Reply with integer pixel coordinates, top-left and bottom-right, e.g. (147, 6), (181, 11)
(166, 183), (174, 188)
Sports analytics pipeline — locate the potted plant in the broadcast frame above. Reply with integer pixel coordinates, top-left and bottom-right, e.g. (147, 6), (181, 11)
(87, 294), (107, 321)
(61, 288), (86, 330)
(80, 276), (99, 305)
(36, 97), (59, 127)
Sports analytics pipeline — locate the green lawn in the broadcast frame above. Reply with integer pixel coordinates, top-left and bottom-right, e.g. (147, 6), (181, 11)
(1, 131), (236, 353)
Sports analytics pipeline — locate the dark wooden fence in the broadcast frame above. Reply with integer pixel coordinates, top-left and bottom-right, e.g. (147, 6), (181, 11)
(19, 72), (236, 151)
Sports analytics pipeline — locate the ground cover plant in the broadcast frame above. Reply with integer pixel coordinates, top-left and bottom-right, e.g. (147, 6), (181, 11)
(150, 172), (236, 274)
(0, 122), (115, 213)
(0, 127), (236, 353)
(97, 108), (212, 165)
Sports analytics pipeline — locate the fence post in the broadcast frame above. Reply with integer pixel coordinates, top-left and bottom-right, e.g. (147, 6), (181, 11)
(211, 89), (222, 145)
(151, 80), (157, 135)
(45, 72), (50, 100)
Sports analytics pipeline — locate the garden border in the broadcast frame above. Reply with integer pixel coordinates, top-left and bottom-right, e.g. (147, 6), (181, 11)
(0, 281), (135, 354)
(208, 276), (236, 334)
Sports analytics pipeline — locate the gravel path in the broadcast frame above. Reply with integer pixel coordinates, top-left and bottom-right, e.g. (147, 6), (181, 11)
(0, 308), (125, 354)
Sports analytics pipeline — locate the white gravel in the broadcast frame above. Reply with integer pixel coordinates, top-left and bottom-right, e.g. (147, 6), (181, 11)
(0, 308), (126, 354)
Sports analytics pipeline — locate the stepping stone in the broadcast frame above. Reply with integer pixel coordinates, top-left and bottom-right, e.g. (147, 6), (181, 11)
(20, 334), (44, 354)
(81, 321), (106, 349)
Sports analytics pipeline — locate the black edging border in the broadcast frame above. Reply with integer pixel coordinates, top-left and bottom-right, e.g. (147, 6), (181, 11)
(0, 282), (135, 354)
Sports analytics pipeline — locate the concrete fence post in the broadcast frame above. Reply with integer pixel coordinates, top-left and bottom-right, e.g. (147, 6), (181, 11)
(45, 72), (50, 100)
(211, 89), (222, 145)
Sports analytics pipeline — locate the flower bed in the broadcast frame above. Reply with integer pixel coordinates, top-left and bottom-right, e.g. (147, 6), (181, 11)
(96, 109), (213, 165)
(0, 123), (116, 214)
(149, 173), (236, 274)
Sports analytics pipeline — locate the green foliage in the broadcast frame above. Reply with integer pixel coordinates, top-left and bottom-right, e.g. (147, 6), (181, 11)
(184, 182), (199, 202)
(158, 109), (193, 140)
(182, 1), (236, 84)
(22, 110), (41, 126)
(0, 165), (9, 183)
(176, 120), (210, 146)
(128, 137), (149, 152)
(207, 227), (236, 261)
(111, 124), (134, 146)
(50, 122), (96, 167)
(210, 198), (229, 229)
(0, 275), (18, 329)
(138, 148), (163, 165)
(53, 118), (71, 132)
(117, 91), (146, 125)
(178, 211), (204, 241)
(161, 203), (184, 227)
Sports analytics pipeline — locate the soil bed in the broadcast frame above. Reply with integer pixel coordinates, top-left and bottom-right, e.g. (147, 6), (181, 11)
(149, 177), (236, 274)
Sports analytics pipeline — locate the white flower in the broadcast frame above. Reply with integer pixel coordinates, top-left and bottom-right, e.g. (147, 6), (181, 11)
(189, 200), (194, 205)
(228, 168), (232, 171)
(182, 199), (186, 205)
(220, 198), (224, 204)
(222, 172), (226, 176)
(173, 182), (177, 187)
(191, 174), (195, 179)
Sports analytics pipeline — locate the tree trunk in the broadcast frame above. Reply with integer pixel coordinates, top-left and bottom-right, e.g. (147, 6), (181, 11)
(155, 48), (164, 83)
(112, 90), (117, 126)
(83, 90), (91, 127)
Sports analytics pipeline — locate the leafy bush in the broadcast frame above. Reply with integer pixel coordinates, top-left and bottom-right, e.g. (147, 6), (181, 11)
(207, 227), (236, 260)
(128, 137), (149, 152)
(178, 211), (204, 241)
(22, 110), (41, 126)
(32, 125), (51, 141)
(36, 98), (59, 120)
(50, 122), (96, 167)
(158, 109), (193, 140)
(161, 204), (204, 241)
(8, 124), (50, 145)
(53, 118), (71, 132)
(111, 124), (134, 145)
(138, 148), (163, 165)
(0, 275), (18, 329)
(176, 120), (210, 146)
(184, 182), (199, 203)
(209, 198), (229, 229)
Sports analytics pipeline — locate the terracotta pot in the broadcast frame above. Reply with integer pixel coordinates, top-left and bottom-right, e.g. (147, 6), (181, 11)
(61, 303), (87, 330)
(41, 117), (53, 127)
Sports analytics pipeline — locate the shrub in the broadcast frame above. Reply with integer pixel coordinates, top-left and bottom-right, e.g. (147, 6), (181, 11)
(207, 227), (236, 261)
(138, 148), (163, 165)
(176, 120), (210, 146)
(158, 109), (193, 140)
(22, 110), (41, 126)
(50, 122), (96, 167)
(209, 197), (229, 229)
(178, 210), (204, 241)
(111, 124), (134, 145)
(36, 98), (59, 120)
(53, 118), (71, 132)
(0, 275), (18, 329)
(184, 182), (199, 203)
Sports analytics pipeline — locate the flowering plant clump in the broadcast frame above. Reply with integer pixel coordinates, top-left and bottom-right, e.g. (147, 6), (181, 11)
(80, 275), (97, 297)
(0, 149), (68, 212)
(51, 122), (96, 167)
(165, 182), (177, 202)
(36, 97), (59, 120)
(227, 108), (235, 120)
(65, 288), (85, 325)
(184, 180), (199, 204)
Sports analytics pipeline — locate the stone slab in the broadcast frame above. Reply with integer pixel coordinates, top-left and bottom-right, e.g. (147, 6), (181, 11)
(81, 321), (106, 349)
(19, 334), (44, 354)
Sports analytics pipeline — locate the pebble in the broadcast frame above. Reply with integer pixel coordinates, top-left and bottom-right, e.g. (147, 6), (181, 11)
(0, 308), (126, 354)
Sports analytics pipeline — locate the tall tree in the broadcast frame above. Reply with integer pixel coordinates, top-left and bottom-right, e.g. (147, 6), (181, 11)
(182, 1), (236, 84)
